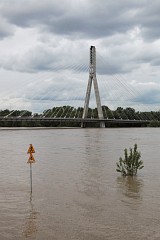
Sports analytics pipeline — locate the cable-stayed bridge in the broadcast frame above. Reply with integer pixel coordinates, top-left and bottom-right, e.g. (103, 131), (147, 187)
(0, 46), (159, 127)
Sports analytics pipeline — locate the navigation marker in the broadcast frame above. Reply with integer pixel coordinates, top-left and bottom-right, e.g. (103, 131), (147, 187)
(27, 144), (35, 154)
(27, 144), (36, 194)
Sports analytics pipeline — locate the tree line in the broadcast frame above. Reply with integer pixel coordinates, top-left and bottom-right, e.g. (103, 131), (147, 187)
(0, 105), (160, 127)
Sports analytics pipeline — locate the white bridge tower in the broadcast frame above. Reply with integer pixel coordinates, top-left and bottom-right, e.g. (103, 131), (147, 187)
(81, 46), (105, 128)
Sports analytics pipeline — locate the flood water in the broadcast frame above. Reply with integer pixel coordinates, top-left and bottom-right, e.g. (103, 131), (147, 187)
(0, 127), (160, 240)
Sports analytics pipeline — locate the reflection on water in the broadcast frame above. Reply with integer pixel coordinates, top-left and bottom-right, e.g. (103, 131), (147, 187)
(82, 129), (105, 197)
(116, 176), (144, 212)
(23, 194), (39, 239)
(117, 176), (143, 199)
(76, 130), (105, 219)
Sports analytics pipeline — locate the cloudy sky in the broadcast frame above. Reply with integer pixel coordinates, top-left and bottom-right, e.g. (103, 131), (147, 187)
(0, 0), (160, 113)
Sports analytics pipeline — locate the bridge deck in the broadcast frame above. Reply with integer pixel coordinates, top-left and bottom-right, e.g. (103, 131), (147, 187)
(0, 116), (150, 124)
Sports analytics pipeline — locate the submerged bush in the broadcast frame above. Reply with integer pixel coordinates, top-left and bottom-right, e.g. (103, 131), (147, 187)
(116, 144), (144, 176)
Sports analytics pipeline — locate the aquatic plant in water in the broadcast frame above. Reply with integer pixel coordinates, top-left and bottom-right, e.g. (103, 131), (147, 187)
(116, 144), (144, 176)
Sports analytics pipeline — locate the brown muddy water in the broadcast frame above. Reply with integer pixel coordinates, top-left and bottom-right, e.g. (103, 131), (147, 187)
(0, 128), (160, 240)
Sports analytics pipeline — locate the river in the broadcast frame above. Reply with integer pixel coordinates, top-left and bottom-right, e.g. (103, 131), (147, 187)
(0, 128), (160, 240)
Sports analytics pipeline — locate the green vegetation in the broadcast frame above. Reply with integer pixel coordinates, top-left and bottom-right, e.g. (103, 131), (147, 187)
(116, 144), (144, 176)
(0, 106), (160, 127)
(148, 120), (160, 127)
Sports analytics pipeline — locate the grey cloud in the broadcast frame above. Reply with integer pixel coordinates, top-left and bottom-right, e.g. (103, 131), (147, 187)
(151, 59), (160, 66)
(0, 0), (147, 39)
(133, 88), (160, 105)
(0, 17), (14, 39)
(0, 39), (89, 73)
(1, 45), (60, 72)
(0, 0), (64, 27)
(134, 0), (160, 40)
(22, 74), (86, 106)
(1, 0), (160, 76)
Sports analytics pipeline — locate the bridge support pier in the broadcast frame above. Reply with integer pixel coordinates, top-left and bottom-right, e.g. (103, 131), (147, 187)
(100, 121), (105, 128)
(81, 46), (105, 128)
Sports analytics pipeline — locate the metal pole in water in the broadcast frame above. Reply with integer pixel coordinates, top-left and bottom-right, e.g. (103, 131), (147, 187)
(27, 144), (36, 194)
(30, 163), (32, 194)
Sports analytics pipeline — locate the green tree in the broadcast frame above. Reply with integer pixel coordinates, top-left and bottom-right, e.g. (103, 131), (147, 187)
(116, 144), (144, 176)
(148, 120), (160, 127)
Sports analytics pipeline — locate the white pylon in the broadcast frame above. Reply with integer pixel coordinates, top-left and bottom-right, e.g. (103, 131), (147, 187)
(81, 46), (105, 128)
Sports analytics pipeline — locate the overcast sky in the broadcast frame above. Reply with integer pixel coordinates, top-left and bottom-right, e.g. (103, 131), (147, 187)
(0, 0), (160, 112)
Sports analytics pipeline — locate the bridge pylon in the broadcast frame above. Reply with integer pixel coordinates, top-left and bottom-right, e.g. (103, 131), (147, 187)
(81, 46), (105, 128)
